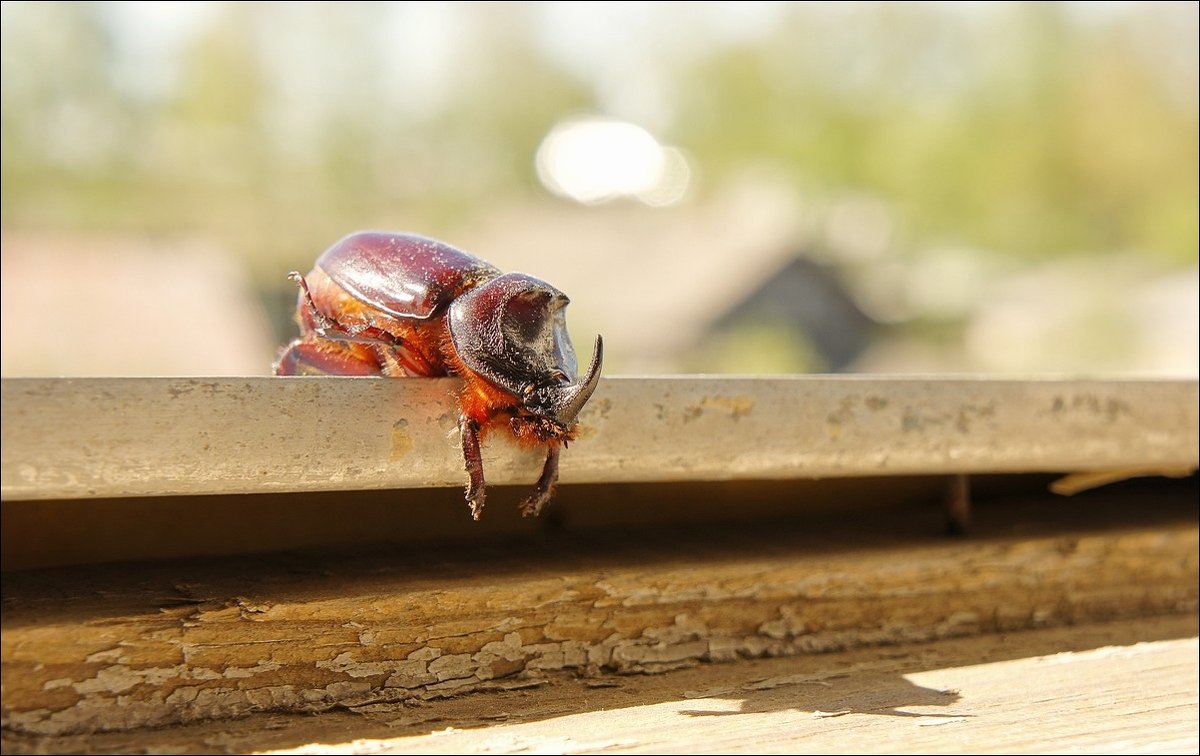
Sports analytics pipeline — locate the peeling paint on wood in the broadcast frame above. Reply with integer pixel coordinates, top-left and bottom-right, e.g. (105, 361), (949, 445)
(5, 616), (1196, 755)
(3, 514), (1196, 736)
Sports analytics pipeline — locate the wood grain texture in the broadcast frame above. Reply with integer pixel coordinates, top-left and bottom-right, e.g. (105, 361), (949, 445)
(282, 633), (1200, 755)
(3, 616), (1196, 755)
(3, 498), (1196, 738)
(258, 632), (1200, 756)
(3, 376), (1196, 500)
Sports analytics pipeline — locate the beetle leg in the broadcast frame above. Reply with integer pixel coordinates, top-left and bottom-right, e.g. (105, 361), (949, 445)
(373, 345), (406, 377)
(274, 340), (382, 376)
(290, 271), (394, 348)
(518, 444), (560, 518)
(290, 271), (341, 335)
(290, 271), (363, 342)
(460, 415), (487, 520)
(374, 342), (440, 378)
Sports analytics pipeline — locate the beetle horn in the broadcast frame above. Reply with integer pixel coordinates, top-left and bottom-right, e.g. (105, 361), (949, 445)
(555, 335), (604, 425)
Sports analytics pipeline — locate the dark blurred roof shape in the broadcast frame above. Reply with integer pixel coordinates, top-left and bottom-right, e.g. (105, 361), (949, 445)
(705, 255), (876, 372)
(458, 183), (822, 373)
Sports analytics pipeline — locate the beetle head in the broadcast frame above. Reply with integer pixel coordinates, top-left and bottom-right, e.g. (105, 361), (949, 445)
(448, 273), (603, 431)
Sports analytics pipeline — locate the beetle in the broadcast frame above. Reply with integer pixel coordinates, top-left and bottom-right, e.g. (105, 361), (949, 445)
(274, 231), (603, 521)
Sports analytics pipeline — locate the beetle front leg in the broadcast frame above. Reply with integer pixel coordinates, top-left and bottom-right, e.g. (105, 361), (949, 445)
(519, 444), (560, 518)
(459, 415), (486, 520)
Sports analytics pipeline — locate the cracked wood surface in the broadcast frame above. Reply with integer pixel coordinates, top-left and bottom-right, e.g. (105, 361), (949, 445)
(3, 491), (1196, 738)
(2, 616), (1196, 755)
(3, 376), (1196, 500)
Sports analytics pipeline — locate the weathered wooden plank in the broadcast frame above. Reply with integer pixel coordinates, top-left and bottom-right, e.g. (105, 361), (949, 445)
(5, 615), (1196, 755)
(3, 502), (1195, 737)
(2, 376), (1196, 500)
(262, 630), (1199, 756)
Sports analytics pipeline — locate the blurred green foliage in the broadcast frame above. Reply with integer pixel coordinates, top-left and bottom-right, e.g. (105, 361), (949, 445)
(2, 1), (1196, 275)
(676, 3), (1197, 264)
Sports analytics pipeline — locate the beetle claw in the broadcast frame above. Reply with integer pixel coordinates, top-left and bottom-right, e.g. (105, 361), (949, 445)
(518, 488), (554, 518)
(519, 445), (561, 518)
(468, 494), (486, 521)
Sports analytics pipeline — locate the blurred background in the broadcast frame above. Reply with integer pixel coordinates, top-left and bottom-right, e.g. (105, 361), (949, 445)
(2, 1), (1196, 377)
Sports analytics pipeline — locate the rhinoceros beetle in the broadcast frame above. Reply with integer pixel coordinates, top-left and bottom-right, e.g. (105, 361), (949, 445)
(274, 231), (603, 521)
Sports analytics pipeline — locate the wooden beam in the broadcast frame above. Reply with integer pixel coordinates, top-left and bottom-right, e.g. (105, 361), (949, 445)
(10, 616), (1192, 755)
(2, 376), (1196, 500)
(3, 494), (1196, 737)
